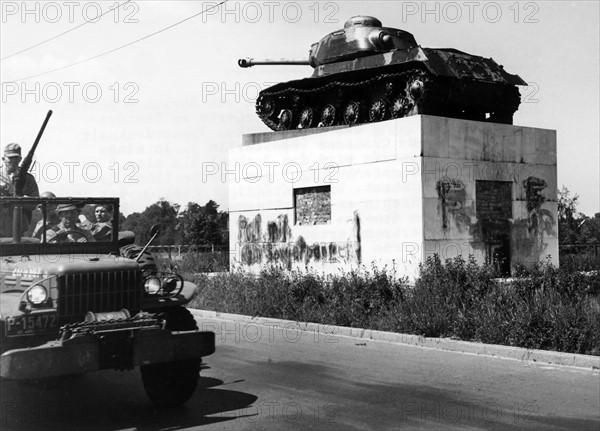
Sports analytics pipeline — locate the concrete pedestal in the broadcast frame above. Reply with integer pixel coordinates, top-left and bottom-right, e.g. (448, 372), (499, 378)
(229, 115), (558, 278)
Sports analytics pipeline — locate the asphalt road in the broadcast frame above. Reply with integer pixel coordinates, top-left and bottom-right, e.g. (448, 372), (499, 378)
(1, 316), (599, 430)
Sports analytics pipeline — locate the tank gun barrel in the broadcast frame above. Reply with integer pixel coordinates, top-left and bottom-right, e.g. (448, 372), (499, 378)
(238, 58), (310, 68)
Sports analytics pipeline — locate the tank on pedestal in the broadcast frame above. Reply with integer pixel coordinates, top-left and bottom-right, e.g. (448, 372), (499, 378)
(238, 16), (526, 131)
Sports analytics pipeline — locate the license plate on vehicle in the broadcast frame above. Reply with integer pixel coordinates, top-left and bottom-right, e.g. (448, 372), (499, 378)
(5, 313), (58, 337)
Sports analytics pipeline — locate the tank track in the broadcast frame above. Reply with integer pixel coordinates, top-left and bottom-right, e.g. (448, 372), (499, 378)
(255, 69), (424, 131)
(255, 68), (520, 131)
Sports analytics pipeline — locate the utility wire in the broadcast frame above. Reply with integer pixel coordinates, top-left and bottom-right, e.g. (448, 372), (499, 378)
(8, 0), (228, 82)
(1, 1), (133, 61)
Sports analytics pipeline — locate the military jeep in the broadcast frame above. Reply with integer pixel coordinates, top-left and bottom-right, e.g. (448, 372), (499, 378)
(0, 196), (215, 407)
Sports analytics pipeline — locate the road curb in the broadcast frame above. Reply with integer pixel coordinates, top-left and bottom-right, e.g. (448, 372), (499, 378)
(190, 309), (600, 370)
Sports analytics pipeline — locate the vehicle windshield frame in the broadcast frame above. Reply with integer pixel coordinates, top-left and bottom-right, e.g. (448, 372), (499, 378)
(0, 196), (120, 257)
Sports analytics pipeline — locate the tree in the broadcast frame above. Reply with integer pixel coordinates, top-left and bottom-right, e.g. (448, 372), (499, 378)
(557, 187), (599, 244)
(579, 213), (600, 244)
(178, 200), (228, 248)
(120, 198), (229, 247)
(122, 198), (181, 245)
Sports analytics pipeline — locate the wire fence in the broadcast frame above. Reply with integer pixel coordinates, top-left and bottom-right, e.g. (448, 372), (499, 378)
(559, 243), (600, 264)
(147, 244), (228, 260)
(148, 243), (600, 264)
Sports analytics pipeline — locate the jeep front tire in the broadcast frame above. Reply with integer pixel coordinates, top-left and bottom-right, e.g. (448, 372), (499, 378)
(140, 306), (202, 407)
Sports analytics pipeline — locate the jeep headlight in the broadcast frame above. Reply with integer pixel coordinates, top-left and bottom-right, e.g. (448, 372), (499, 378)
(26, 285), (48, 305)
(162, 275), (183, 294)
(143, 273), (184, 297)
(18, 277), (56, 312)
(144, 276), (161, 295)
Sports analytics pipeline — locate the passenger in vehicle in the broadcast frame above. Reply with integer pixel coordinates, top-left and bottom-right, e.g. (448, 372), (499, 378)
(31, 191), (60, 238)
(90, 204), (113, 241)
(45, 203), (95, 243)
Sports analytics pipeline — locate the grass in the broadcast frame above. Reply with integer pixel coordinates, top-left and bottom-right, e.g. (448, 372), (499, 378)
(173, 253), (600, 356)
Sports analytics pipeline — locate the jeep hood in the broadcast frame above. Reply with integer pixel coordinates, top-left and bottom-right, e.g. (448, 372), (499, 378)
(1, 254), (140, 279)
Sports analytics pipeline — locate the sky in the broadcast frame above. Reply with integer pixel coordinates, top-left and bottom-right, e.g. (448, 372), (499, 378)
(0, 1), (598, 216)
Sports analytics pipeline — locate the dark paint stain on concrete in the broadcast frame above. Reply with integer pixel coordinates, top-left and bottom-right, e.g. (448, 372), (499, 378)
(353, 211), (362, 264)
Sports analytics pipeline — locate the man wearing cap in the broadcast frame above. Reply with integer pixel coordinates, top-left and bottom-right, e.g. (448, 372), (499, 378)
(0, 143), (39, 197)
(0, 143), (39, 236)
(45, 203), (95, 243)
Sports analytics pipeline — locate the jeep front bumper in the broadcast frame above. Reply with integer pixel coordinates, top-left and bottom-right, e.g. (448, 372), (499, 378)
(1, 327), (215, 380)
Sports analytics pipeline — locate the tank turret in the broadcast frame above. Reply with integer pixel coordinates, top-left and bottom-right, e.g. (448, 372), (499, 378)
(238, 16), (526, 131)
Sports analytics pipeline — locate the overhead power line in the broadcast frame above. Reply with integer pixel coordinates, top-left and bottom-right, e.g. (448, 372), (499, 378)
(1, 1), (133, 62)
(8, 0), (228, 82)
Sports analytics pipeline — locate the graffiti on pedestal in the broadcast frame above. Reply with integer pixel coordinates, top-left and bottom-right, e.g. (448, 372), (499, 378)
(435, 176), (557, 272)
(238, 213), (261, 243)
(513, 176), (556, 261)
(436, 179), (475, 233)
(237, 212), (361, 268)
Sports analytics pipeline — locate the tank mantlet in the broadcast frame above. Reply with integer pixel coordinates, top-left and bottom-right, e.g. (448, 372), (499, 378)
(238, 16), (526, 131)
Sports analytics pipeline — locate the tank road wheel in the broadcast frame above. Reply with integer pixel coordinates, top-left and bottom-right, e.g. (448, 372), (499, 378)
(343, 101), (362, 125)
(320, 104), (337, 127)
(369, 99), (388, 123)
(298, 107), (315, 129)
(278, 109), (296, 131)
(256, 95), (276, 118)
(140, 306), (202, 408)
(408, 78), (425, 102)
(391, 94), (412, 119)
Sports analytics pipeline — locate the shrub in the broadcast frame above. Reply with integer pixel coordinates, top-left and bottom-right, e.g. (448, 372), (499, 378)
(157, 251), (229, 274)
(186, 257), (600, 356)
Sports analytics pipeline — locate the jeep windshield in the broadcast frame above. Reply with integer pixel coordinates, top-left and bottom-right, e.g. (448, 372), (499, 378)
(0, 197), (121, 256)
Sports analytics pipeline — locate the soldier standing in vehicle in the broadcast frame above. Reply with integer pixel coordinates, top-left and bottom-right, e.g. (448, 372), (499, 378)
(0, 143), (39, 197)
(46, 203), (95, 243)
(0, 143), (39, 236)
